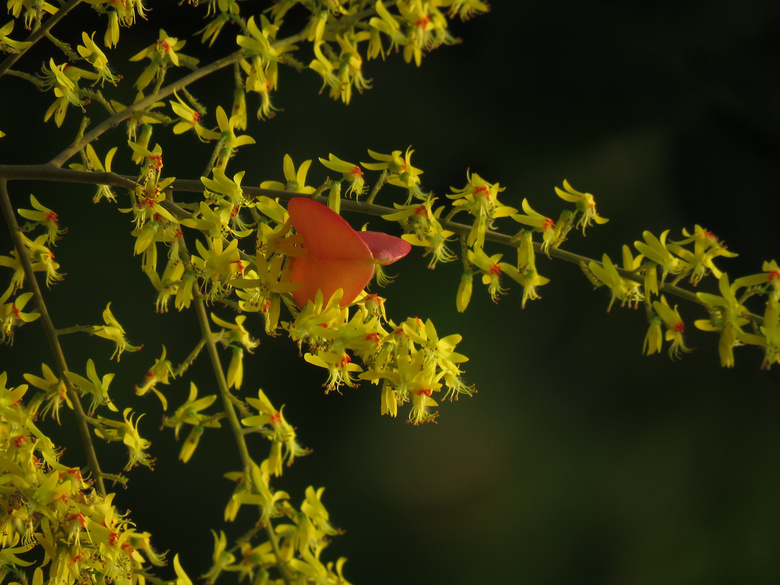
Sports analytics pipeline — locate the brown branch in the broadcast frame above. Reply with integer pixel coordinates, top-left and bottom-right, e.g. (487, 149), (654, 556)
(0, 0), (83, 78)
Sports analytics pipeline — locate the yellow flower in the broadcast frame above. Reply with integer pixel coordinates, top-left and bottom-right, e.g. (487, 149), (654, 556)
(653, 296), (691, 359)
(130, 30), (195, 90)
(77, 31), (118, 85)
(64, 359), (118, 414)
(319, 153), (366, 197)
(467, 246), (507, 302)
(260, 154), (316, 194)
(170, 92), (221, 141)
(555, 179), (608, 234)
(17, 194), (66, 244)
(362, 147), (423, 190)
(134, 345), (175, 409)
(668, 225), (738, 284)
(448, 171), (515, 249)
(0, 290), (40, 343)
(511, 198), (557, 253)
(587, 251), (643, 311)
(0, 20), (32, 52)
(91, 302), (142, 361)
(93, 407), (154, 470)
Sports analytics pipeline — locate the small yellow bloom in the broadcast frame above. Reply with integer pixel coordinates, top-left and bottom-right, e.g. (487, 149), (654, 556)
(555, 179), (608, 234)
(319, 153), (366, 197)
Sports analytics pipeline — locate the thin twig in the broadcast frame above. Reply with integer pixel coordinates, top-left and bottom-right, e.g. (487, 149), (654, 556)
(48, 51), (245, 167)
(0, 0), (84, 78)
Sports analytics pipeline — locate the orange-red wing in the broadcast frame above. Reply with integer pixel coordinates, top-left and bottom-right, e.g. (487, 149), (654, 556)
(357, 231), (412, 265)
(288, 198), (375, 307)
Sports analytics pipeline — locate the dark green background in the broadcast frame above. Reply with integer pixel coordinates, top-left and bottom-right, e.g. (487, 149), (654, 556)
(3, 1), (780, 583)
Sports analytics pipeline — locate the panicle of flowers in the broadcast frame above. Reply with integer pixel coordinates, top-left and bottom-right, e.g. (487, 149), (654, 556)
(0, 373), (163, 582)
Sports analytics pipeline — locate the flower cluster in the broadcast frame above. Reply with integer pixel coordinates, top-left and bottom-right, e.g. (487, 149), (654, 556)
(0, 374), (162, 584)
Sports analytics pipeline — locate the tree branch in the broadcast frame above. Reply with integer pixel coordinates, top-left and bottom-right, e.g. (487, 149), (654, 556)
(0, 0), (83, 78)
(0, 178), (106, 495)
(48, 51), (245, 168)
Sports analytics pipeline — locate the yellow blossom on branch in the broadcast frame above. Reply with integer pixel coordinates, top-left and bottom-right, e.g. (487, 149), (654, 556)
(319, 153), (366, 197)
(91, 303), (142, 361)
(555, 179), (608, 234)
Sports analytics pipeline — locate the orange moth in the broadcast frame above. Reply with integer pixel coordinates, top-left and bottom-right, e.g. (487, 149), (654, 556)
(287, 197), (412, 308)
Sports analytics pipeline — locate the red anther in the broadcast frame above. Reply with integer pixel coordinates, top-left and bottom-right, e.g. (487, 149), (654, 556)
(415, 15), (430, 28)
(475, 184), (491, 200)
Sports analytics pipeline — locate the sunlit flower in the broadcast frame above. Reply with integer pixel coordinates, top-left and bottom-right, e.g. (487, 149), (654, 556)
(319, 154), (366, 197)
(554, 179), (608, 234)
